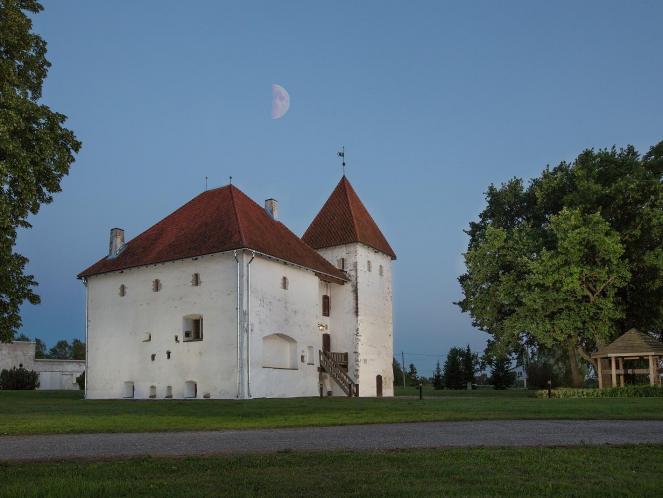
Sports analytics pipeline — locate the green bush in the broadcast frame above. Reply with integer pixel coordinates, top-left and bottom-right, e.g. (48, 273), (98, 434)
(76, 371), (85, 390)
(0, 367), (40, 390)
(536, 385), (663, 398)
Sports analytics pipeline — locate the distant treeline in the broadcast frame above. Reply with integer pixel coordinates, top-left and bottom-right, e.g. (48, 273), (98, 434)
(14, 334), (85, 360)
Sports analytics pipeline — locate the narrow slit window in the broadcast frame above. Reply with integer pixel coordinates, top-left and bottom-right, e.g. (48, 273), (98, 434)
(379, 265), (384, 276)
(322, 295), (330, 317)
(281, 276), (289, 290)
(338, 257), (346, 270)
(192, 273), (200, 286)
(152, 279), (161, 292)
(119, 284), (126, 297)
(367, 260), (372, 272)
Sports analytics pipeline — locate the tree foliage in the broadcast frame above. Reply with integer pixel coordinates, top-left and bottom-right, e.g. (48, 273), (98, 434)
(443, 346), (477, 389)
(487, 356), (516, 390)
(458, 142), (663, 386)
(392, 357), (404, 387)
(432, 361), (443, 390)
(0, 0), (81, 341)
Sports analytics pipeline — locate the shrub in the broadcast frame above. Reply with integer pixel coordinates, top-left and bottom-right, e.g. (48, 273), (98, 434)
(536, 385), (663, 398)
(76, 371), (85, 390)
(0, 367), (40, 390)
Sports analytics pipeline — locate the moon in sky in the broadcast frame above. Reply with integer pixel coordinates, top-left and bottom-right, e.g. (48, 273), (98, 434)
(271, 84), (290, 119)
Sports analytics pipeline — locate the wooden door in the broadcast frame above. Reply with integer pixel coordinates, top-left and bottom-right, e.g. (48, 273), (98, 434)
(322, 333), (331, 353)
(376, 375), (383, 397)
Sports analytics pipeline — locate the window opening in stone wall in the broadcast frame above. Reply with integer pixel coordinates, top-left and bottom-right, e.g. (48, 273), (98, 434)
(119, 284), (126, 297)
(183, 315), (203, 341)
(123, 381), (134, 398)
(185, 381), (197, 398)
(281, 276), (289, 290)
(152, 279), (161, 292)
(322, 295), (330, 317)
(192, 273), (200, 286)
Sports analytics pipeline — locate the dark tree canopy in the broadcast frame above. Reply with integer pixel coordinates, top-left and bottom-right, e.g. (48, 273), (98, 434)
(0, 0), (81, 341)
(458, 142), (663, 386)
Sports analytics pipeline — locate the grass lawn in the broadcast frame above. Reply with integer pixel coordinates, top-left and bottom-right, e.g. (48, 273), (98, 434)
(1, 389), (662, 435)
(2, 446), (663, 497)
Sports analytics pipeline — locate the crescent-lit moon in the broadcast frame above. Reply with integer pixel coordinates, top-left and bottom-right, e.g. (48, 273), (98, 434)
(271, 84), (290, 119)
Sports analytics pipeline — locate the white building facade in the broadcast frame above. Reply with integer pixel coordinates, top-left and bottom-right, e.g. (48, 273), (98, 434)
(80, 176), (395, 399)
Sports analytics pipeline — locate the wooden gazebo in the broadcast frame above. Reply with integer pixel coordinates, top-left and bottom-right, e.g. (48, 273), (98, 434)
(592, 328), (663, 388)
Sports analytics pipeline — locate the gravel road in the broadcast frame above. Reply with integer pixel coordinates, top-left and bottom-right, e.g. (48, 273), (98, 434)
(1, 420), (662, 461)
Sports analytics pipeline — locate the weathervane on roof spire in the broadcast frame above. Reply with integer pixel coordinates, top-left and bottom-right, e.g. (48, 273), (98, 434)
(205, 176), (208, 191)
(337, 146), (346, 176)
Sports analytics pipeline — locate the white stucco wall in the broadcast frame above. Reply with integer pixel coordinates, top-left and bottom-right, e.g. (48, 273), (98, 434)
(0, 341), (36, 371)
(85, 252), (238, 399)
(0, 342), (84, 390)
(85, 250), (335, 399)
(317, 243), (394, 397)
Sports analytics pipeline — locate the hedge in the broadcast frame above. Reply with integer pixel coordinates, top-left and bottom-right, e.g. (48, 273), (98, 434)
(536, 385), (663, 398)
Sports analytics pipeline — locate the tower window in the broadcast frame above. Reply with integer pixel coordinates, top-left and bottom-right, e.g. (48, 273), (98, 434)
(166, 350), (171, 359)
(152, 279), (161, 292)
(367, 260), (372, 272)
(119, 284), (126, 297)
(379, 265), (384, 276)
(338, 257), (346, 270)
(322, 295), (330, 317)
(281, 276), (289, 290)
(192, 273), (200, 286)
(183, 315), (203, 341)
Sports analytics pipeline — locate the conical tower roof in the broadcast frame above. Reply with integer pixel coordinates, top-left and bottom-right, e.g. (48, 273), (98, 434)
(303, 176), (396, 259)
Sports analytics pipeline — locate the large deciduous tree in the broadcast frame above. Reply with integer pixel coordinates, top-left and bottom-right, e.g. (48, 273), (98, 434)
(0, 0), (81, 341)
(458, 142), (663, 386)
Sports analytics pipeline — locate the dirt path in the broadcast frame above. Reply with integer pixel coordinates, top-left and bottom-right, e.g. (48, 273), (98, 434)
(2, 419), (663, 461)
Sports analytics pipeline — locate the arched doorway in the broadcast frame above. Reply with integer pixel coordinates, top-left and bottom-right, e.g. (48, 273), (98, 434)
(376, 375), (383, 397)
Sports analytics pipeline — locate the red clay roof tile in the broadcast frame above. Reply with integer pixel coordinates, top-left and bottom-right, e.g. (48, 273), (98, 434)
(302, 176), (396, 259)
(78, 185), (347, 282)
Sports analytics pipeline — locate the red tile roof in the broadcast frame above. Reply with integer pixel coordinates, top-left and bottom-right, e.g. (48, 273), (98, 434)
(302, 176), (396, 259)
(78, 185), (347, 282)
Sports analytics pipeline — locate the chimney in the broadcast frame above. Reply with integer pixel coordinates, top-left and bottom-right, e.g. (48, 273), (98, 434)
(265, 198), (278, 220)
(109, 228), (125, 258)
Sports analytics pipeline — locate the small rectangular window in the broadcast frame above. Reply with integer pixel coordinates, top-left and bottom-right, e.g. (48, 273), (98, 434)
(367, 260), (372, 272)
(379, 265), (384, 276)
(152, 279), (161, 292)
(192, 273), (200, 286)
(149, 385), (157, 399)
(306, 346), (315, 365)
(119, 284), (126, 297)
(338, 257), (346, 270)
(183, 316), (203, 341)
(281, 276), (289, 290)
(322, 295), (330, 317)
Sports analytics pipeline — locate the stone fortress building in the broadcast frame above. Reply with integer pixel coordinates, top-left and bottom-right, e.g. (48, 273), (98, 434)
(78, 176), (395, 399)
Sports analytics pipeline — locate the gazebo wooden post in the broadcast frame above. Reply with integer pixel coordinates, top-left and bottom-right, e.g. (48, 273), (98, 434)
(618, 357), (624, 387)
(597, 358), (603, 389)
(611, 356), (617, 387)
(649, 355), (655, 386)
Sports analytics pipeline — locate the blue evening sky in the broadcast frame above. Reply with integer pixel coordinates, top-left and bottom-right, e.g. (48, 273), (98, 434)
(17, 1), (663, 374)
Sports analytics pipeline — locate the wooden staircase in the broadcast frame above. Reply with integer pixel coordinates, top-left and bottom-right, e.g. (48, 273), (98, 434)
(319, 350), (358, 397)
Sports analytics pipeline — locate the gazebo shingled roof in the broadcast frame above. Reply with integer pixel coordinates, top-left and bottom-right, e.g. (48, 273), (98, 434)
(592, 328), (663, 358)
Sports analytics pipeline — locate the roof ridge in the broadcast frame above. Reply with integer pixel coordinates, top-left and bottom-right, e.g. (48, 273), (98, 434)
(228, 185), (247, 246)
(342, 177), (360, 240)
